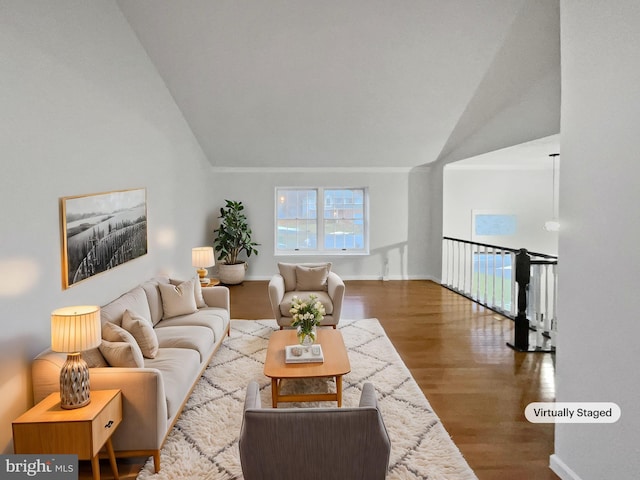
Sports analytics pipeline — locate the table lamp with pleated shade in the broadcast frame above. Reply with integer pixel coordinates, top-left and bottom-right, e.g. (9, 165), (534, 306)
(51, 305), (101, 409)
(192, 246), (215, 285)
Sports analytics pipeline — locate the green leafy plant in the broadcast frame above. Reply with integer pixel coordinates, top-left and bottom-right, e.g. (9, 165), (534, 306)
(213, 200), (259, 265)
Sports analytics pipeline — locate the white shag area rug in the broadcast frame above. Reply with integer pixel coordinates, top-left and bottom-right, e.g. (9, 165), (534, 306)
(137, 318), (477, 480)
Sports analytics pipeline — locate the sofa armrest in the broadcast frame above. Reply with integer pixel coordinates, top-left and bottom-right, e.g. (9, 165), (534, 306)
(268, 274), (286, 321)
(244, 380), (262, 410)
(32, 350), (168, 452)
(90, 367), (168, 451)
(327, 271), (345, 321)
(201, 285), (230, 311)
(359, 382), (378, 408)
(32, 351), (67, 404)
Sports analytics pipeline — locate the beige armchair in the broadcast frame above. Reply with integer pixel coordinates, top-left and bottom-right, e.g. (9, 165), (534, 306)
(268, 262), (345, 329)
(239, 380), (391, 480)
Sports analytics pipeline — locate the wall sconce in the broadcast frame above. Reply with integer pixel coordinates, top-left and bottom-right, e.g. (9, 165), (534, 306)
(51, 305), (101, 409)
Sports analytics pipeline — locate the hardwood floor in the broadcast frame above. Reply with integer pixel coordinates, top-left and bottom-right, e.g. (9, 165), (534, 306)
(85, 280), (558, 479)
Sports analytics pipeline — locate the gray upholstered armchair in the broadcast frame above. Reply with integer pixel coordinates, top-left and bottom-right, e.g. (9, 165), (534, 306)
(268, 262), (345, 329)
(239, 380), (391, 480)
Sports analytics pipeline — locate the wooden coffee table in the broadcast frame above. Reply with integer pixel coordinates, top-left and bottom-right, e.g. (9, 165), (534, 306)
(264, 328), (351, 407)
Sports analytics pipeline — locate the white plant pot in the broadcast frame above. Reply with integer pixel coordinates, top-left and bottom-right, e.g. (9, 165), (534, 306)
(217, 262), (247, 285)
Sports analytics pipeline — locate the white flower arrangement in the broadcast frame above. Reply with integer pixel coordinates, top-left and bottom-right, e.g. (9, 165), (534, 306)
(290, 294), (326, 336)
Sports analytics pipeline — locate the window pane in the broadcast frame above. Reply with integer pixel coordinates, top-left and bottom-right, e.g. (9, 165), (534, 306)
(324, 189), (364, 250)
(276, 189), (317, 250)
(277, 190), (317, 220)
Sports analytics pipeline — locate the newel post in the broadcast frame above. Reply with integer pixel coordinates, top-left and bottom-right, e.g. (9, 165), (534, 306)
(508, 249), (531, 351)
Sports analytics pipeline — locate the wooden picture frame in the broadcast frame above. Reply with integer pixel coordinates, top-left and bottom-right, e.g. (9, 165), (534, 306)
(60, 188), (147, 289)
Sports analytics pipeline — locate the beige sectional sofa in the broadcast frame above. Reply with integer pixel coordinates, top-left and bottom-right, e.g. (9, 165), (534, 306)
(31, 276), (230, 472)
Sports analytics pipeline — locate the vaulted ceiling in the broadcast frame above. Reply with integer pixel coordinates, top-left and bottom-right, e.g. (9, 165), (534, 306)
(117, 0), (559, 169)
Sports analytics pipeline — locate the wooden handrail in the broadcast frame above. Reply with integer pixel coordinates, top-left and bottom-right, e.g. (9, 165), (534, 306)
(442, 236), (558, 260)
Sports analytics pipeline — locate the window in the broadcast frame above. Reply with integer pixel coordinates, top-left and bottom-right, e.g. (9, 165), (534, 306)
(472, 211), (517, 237)
(276, 187), (368, 255)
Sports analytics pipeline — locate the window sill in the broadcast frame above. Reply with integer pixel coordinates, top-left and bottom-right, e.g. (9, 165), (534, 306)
(274, 250), (369, 257)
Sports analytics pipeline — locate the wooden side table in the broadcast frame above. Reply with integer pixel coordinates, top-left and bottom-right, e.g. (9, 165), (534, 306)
(201, 278), (220, 287)
(13, 389), (122, 480)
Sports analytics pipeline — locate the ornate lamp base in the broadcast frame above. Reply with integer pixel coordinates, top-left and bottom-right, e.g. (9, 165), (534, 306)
(196, 268), (211, 286)
(59, 352), (91, 409)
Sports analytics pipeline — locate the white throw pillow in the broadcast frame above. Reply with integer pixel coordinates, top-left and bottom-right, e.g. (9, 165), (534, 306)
(159, 279), (198, 319)
(193, 278), (207, 308)
(278, 262), (332, 292)
(102, 320), (137, 343)
(99, 340), (144, 368)
(122, 309), (159, 359)
(101, 321), (144, 364)
(81, 347), (108, 368)
(278, 263), (298, 291)
(295, 264), (331, 291)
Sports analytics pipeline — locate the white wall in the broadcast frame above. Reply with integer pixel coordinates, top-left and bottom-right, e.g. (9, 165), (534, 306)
(208, 167), (434, 281)
(444, 165), (559, 255)
(0, 1), (214, 452)
(552, 1), (640, 479)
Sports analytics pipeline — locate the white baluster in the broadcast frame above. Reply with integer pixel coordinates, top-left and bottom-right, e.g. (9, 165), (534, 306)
(531, 265), (542, 348)
(551, 263), (558, 348)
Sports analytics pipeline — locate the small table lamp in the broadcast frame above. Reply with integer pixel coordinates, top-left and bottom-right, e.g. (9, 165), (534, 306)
(51, 305), (101, 409)
(192, 246), (215, 285)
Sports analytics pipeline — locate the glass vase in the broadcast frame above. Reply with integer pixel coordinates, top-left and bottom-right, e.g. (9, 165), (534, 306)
(297, 325), (317, 346)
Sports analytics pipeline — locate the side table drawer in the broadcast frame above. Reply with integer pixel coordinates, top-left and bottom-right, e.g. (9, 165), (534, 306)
(14, 421), (94, 457)
(13, 389), (122, 460)
(92, 391), (122, 455)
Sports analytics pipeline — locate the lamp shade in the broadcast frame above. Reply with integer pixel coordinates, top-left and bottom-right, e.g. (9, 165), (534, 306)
(51, 305), (101, 353)
(192, 246), (215, 268)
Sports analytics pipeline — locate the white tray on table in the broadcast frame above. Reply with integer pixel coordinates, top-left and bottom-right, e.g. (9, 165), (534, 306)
(285, 344), (324, 364)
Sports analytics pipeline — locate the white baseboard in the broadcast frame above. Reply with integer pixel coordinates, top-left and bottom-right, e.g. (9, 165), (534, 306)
(244, 274), (439, 282)
(341, 274), (437, 281)
(550, 454), (583, 480)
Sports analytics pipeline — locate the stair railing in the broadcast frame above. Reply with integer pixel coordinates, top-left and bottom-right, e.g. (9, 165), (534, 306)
(442, 237), (557, 352)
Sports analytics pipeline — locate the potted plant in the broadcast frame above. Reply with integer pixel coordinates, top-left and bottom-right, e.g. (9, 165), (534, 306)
(213, 200), (259, 284)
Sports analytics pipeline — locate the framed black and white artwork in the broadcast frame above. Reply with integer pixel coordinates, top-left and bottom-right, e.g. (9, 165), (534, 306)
(60, 188), (147, 289)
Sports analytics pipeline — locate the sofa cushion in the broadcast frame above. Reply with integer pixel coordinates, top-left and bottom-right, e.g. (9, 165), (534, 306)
(82, 347), (108, 368)
(155, 308), (229, 342)
(194, 280), (207, 308)
(101, 286), (152, 327)
(99, 340), (144, 368)
(122, 309), (159, 359)
(154, 326), (215, 362)
(280, 291), (334, 317)
(278, 263), (298, 291)
(159, 279), (198, 319)
(144, 348), (201, 419)
(141, 277), (170, 326)
(295, 264), (330, 291)
(103, 321), (137, 344)
(278, 262), (332, 292)
(170, 277), (207, 308)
